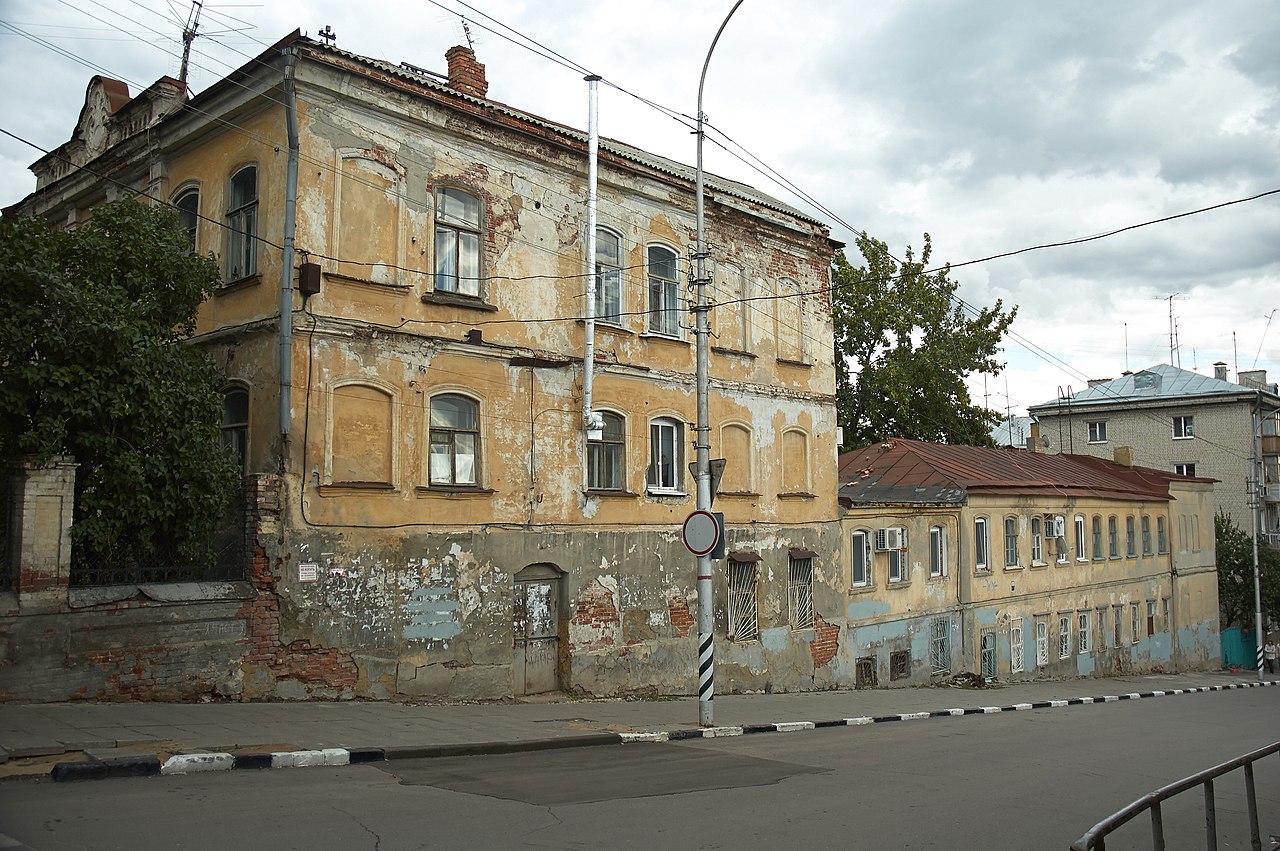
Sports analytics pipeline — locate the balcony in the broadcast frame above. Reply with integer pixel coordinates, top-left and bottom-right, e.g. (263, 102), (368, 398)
(1262, 434), (1280, 456)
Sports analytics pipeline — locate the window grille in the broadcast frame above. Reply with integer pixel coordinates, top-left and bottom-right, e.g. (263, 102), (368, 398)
(1010, 617), (1025, 673)
(929, 618), (951, 675)
(727, 560), (758, 642)
(1036, 620), (1049, 666)
(788, 557), (814, 630)
(855, 656), (877, 688)
(1078, 612), (1091, 653)
(980, 629), (997, 679)
(1059, 615), (1071, 658)
(890, 649), (910, 681)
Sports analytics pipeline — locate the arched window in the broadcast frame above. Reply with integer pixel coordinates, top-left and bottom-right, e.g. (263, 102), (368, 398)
(594, 228), (623, 324)
(1092, 516), (1103, 560)
(1141, 515), (1152, 555)
(1030, 516), (1043, 563)
(1157, 516), (1168, 554)
(1075, 515), (1087, 561)
(1125, 516), (1137, 557)
(429, 394), (480, 485)
(1003, 516), (1019, 567)
(587, 411), (625, 490)
(713, 264), (749, 352)
(331, 383), (395, 485)
(974, 517), (989, 571)
(647, 416), (683, 492)
(781, 429), (810, 493)
(226, 165), (257, 279)
(646, 245), (680, 336)
(173, 186), (199, 251)
(851, 529), (872, 586)
(221, 386), (248, 472)
(719, 423), (752, 493)
(1108, 516), (1119, 558)
(435, 187), (481, 296)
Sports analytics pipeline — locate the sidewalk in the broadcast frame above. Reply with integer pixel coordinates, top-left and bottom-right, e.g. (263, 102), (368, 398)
(1, 670), (1274, 781)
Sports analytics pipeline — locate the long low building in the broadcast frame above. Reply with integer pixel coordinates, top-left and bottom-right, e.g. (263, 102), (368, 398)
(837, 439), (1220, 686)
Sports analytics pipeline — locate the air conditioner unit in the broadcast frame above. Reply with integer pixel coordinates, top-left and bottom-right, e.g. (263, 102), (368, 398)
(875, 527), (906, 551)
(1051, 516), (1066, 538)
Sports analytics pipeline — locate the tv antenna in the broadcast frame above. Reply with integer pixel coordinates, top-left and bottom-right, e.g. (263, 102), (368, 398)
(178, 1), (204, 85)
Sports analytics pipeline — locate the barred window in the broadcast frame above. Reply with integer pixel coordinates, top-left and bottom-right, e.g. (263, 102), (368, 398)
(727, 559), (759, 642)
(788, 557), (814, 630)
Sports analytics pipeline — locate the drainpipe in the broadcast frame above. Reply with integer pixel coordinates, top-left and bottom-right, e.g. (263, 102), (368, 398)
(1251, 402), (1264, 679)
(582, 76), (604, 453)
(279, 48), (300, 464)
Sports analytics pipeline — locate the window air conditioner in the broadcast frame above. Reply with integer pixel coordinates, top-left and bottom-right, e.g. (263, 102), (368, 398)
(875, 527), (906, 551)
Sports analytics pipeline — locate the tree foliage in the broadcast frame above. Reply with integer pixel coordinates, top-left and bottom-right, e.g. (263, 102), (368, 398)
(0, 201), (241, 563)
(1215, 511), (1280, 630)
(831, 233), (1016, 449)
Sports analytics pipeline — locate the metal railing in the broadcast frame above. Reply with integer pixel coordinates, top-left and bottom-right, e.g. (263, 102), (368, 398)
(1071, 740), (1280, 850)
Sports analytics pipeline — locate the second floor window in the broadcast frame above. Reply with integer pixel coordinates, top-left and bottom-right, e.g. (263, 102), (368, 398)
(429, 394), (480, 486)
(587, 411), (625, 490)
(1172, 415), (1194, 439)
(974, 517), (988, 570)
(1087, 420), (1108, 443)
(435, 187), (481, 296)
(647, 417), (683, 492)
(221, 386), (249, 472)
(1092, 515), (1103, 559)
(1030, 516), (1043, 563)
(594, 228), (622, 324)
(175, 187), (200, 252)
(1173, 463), (1197, 477)
(226, 165), (257, 279)
(1004, 516), (1019, 567)
(647, 245), (680, 336)
(852, 530), (871, 586)
(929, 526), (946, 577)
(1108, 516), (1119, 557)
(1126, 516), (1137, 556)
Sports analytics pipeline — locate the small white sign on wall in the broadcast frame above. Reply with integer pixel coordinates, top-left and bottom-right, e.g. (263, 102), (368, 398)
(298, 562), (320, 583)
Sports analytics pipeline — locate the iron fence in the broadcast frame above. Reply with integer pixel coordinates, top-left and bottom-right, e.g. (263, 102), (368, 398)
(1070, 740), (1280, 850)
(70, 493), (247, 586)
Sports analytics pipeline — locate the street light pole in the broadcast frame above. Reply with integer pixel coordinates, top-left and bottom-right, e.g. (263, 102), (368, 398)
(694, 0), (746, 728)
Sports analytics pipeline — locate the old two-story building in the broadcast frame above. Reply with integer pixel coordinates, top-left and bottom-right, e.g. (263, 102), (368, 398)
(836, 439), (1220, 686)
(2, 33), (844, 701)
(1029, 363), (1280, 545)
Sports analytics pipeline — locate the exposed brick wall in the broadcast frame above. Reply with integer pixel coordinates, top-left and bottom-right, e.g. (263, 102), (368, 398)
(810, 614), (839, 668)
(668, 595), (694, 638)
(569, 578), (620, 653)
(237, 475), (358, 696)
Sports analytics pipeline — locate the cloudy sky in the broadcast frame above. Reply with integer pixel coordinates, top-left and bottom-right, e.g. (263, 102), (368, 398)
(2, 0), (1278, 419)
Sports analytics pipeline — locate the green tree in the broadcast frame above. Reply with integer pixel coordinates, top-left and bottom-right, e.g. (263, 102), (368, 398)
(0, 201), (240, 566)
(831, 233), (1016, 449)
(1215, 510), (1280, 630)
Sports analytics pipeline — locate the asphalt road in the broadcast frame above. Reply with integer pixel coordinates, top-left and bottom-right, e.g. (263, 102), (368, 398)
(1, 688), (1277, 850)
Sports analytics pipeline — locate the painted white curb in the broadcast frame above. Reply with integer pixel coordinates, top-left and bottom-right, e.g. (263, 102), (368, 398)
(161, 753), (234, 775)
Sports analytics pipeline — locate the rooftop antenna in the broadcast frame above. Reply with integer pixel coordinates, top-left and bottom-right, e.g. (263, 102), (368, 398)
(461, 19), (476, 50)
(1234, 330), (1239, 379)
(318, 25), (336, 46)
(1124, 322), (1129, 372)
(178, 1), (204, 86)
(1255, 308), (1277, 368)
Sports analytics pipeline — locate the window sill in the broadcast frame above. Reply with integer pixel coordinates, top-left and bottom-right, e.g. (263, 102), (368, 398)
(415, 485), (495, 497)
(777, 491), (816, 500)
(577, 319), (633, 336)
(421, 291), (499, 312)
(319, 482), (396, 494)
(716, 490), (760, 499)
(1029, 561), (1048, 570)
(1087, 440), (1108, 445)
(326, 271), (411, 291)
(848, 583), (877, 595)
(1054, 560), (1071, 567)
(217, 273), (262, 294)
(645, 489), (689, 499)
(640, 331), (689, 346)
(584, 488), (640, 498)
(1172, 435), (1195, 441)
(974, 567), (991, 576)
(927, 573), (948, 581)
(886, 580), (912, 589)
(712, 346), (756, 359)
(776, 357), (811, 369)
(1003, 564), (1024, 571)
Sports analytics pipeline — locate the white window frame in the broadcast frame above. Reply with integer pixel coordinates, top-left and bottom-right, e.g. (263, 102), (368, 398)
(1078, 611), (1091, 653)
(646, 417), (683, 493)
(887, 548), (906, 584)
(1058, 614), (1072, 659)
(428, 393), (481, 486)
(1035, 620), (1049, 667)
(1172, 415), (1194, 440)
(1010, 617), (1025, 673)
(851, 530), (871, 587)
(929, 525), (947, 578)
(594, 227), (623, 325)
(434, 186), (482, 296)
(1053, 514), (1068, 563)
(1087, 420), (1108, 443)
(1075, 515), (1088, 562)
(974, 517), (989, 571)
(1031, 516), (1044, 564)
(1173, 463), (1197, 477)
(646, 244), (681, 337)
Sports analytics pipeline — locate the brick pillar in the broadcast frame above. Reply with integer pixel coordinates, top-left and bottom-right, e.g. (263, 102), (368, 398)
(9, 455), (78, 613)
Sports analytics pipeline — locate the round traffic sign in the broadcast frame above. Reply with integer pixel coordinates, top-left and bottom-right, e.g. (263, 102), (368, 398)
(682, 510), (720, 556)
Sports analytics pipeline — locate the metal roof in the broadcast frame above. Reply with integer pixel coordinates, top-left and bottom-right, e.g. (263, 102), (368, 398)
(1028, 363), (1277, 413)
(300, 38), (824, 229)
(837, 438), (1194, 506)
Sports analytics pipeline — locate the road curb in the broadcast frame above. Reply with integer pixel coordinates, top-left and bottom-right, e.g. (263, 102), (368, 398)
(46, 679), (1277, 782)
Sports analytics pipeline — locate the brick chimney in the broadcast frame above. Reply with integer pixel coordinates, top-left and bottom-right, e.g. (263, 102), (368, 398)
(446, 46), (488, 98)
(1113, 446), (1134, 467)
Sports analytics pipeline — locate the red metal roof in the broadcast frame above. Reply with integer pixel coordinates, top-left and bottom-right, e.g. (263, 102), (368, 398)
(838, 438), (1206, 505)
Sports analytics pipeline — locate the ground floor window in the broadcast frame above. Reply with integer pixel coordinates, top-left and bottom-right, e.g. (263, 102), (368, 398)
(1036, 619), (1049, 666)
(930, 618), (951, 675)
(788, 557), (814, 630)
(727, 560), (758, 642)
(1010, 617), (1024, 673)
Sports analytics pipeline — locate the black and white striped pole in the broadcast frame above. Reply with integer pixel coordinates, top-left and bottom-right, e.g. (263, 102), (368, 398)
(694, 0), (746, 727)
